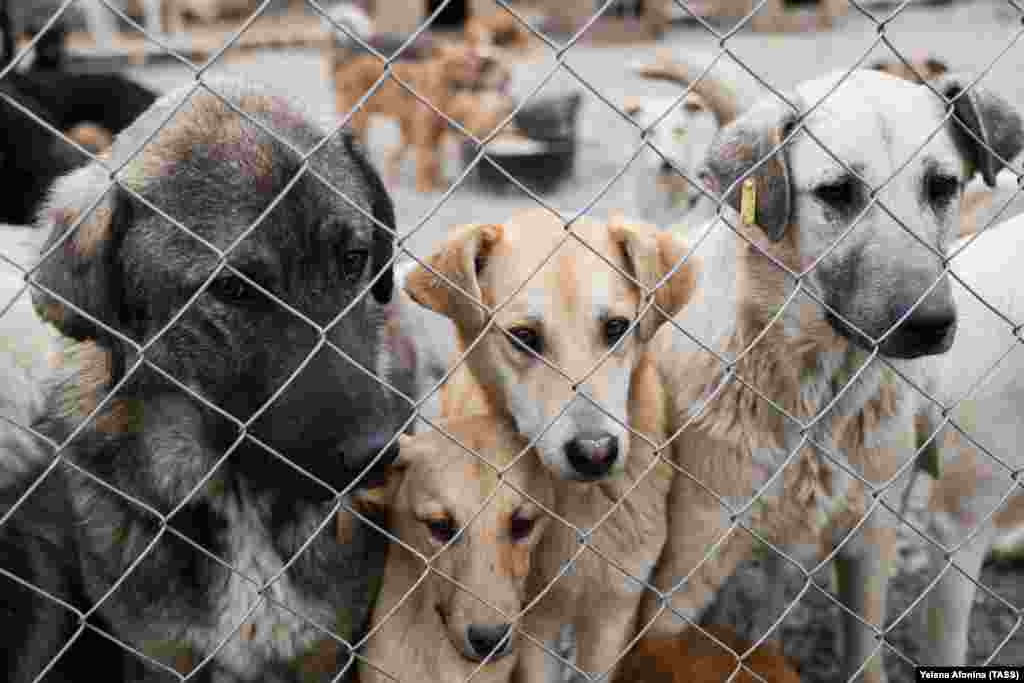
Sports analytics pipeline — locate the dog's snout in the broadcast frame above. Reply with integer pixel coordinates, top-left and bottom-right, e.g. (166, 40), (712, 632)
(465, 623), (513, 661)
(877, 282), (958, 359)
(564, 433), (620, 480)
(893, 307), (957, 358)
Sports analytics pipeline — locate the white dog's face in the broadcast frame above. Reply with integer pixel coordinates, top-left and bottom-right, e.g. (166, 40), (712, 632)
(627, 93), (720, 217)
(701, 69), (1023, 358)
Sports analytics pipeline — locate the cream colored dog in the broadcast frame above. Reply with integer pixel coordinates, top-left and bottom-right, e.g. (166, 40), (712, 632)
(622, 93), (722, 227)
(358, 414), (555, 683)
(637, 68), (1023, 683)
(403, 209), (700, 682)
(917, 214), (1024, 667)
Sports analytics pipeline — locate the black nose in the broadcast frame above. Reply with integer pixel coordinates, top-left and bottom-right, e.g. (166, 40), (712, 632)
(564, 433), (619, 480)
(881, 303), (958, 359)
(466, 623), (513, 661)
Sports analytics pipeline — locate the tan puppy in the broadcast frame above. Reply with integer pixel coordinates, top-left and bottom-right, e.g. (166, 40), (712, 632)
(404, 208), (701, 682)
(358, 415), (555, 683)
(329, 42), (512, 192)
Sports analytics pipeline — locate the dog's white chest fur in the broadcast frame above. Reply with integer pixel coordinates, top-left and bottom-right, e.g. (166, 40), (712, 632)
(197, 485), (335, 680)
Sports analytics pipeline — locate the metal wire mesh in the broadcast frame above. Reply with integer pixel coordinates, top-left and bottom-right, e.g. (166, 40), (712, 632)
(2, 0), (1024, 682)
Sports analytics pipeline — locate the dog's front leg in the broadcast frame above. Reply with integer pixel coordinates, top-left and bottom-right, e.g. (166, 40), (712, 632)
(922, 513), (996, 667)
(834, 518), (898, 683)
(639, 430), (754, 638)
(639, 474), (752, 638)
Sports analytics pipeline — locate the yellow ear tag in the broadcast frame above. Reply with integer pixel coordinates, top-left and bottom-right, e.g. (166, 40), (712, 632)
(740, 178), (757, 226)
(962, 158), (975, 182)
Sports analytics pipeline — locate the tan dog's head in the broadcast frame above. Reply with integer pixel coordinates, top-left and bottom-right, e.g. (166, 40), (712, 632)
(382, 416), (554, 663)
(405, 209), (699, 481)
(700, 69), (1023, 359)
(869, 55), (950, 84)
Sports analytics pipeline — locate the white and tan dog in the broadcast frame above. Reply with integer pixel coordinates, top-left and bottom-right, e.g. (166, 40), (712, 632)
(624, 55), (747, 227)
(623, 55), (749, 227)
(623, 93), (721, 227)
(916, 213), (1024, 667)
(403, 209), (700, 682)
(637, 68), (1023, 683)
(358, 414), (555, 683)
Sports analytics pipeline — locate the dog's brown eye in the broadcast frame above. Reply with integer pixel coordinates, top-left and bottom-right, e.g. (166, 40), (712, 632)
(342, 249), (370, 281)
(604, 317), (631, 346)
(508, 327), (542, 355)
(509, 510), (535, 542)
(683, 100), (703, 114)
(209, 275), (259, 305)
(425, 517), (458, 544)
(926, 173), (960, 208)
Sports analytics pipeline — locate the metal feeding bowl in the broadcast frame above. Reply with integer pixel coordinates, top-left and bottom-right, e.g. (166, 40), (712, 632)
(463, 92), (582, 196)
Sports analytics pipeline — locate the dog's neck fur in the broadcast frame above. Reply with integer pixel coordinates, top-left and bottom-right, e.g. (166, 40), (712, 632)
(659, 215), (911, 522)
(38, 341), (385, 682)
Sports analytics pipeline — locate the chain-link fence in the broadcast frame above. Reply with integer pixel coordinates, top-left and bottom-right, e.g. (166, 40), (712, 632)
(2, 0), (1024, 682)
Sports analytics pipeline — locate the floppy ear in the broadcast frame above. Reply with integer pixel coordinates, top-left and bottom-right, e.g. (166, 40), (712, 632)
(403, 223), (503, 336)
(345, 131), (397, 305)
(607, 214), (701, 342)
(701, 99), (800, 242)
(30, 163), (128, 342)
(369, 194), (396, 305)
(933, 75), (1024, 187)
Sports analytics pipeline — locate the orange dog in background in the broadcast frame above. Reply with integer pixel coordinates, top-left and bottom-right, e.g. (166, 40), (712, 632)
(615, 626), (801, 683)
(329, 43), (512, 192)
(464, 10), (533, 52)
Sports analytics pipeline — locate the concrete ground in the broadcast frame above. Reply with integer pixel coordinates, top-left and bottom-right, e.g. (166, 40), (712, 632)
(34, 0), (1024, 678)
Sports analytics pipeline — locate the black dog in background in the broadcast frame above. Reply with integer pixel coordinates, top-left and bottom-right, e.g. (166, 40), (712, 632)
(0, 0), (158, 224)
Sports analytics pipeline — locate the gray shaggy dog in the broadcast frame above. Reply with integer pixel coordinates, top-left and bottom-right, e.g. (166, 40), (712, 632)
(2, 78), (409, 683)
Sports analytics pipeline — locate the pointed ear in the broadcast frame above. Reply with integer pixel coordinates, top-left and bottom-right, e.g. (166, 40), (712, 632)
(608, 215), (701, 342)
(701, 98), (800, 242)
(933, 75), (1024, 187)
(402, 223), (503, 336)
(30, 162), (128, 342)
